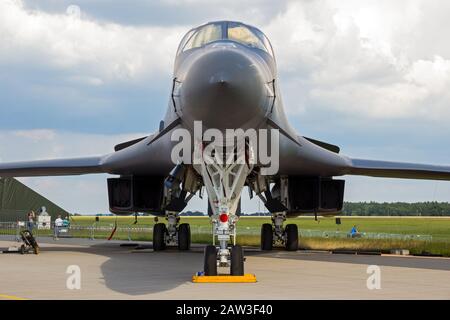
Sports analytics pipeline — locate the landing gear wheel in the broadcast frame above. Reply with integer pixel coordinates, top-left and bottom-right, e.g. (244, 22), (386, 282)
(178, 223), (191, 251)
(204, 245), (217, 276)
(20, 244), (25, 255)
(261, 223), (273, 251)
(153, 223), (167, 251)
(285, 224), (299, 251)
(230, 245), (244, 276)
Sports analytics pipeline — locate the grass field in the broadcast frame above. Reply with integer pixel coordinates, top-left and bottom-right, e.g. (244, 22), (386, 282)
(69, 215), (450, 240)
(2, 215), (449, 256)
(64, 215), (450, 256)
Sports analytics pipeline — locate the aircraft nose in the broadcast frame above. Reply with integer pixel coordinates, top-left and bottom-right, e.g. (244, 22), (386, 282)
(180, 48), (268, 129)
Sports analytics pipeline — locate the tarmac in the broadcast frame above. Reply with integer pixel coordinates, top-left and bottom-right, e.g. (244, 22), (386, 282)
(0, 236), (449, 300)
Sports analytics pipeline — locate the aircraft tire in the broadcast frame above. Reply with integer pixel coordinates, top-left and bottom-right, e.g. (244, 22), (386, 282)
(230, 245), (244, 276)
(285, 224), (299, 251)
(153, 223), (167, 251)
(261, 223), (273, 251)
(204, 245), (217, 276)
(178, 223), (191, 251)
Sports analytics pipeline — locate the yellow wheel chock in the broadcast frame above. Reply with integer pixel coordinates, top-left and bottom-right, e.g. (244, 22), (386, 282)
(192, 274), (257, 283)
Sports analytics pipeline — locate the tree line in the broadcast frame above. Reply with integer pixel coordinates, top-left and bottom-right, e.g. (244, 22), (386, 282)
(341, 202), (450, 216)
(179, 202), (450, 216)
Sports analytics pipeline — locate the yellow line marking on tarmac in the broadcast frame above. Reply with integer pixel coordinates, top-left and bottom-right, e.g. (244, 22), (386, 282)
(0, 294), (29, 300)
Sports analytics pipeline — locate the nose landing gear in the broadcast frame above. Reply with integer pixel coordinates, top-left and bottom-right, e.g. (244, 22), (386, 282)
(203, 244), (244, 276)
(230, 245), (244, 276)
(195, 142), (252, 276)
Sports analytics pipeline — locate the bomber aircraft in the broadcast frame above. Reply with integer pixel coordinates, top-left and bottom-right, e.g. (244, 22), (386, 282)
(1, 21), (450, 275)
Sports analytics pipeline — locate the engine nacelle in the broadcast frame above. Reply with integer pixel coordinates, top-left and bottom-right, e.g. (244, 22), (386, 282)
(271, 176), (345, 215)
(107, 175), (165, 215)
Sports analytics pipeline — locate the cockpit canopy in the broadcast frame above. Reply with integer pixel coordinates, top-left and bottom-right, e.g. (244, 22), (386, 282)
(177, 21), (274, 57)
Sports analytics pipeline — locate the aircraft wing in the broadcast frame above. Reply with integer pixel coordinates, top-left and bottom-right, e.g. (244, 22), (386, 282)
(346, 158), (450, 180)
(0, 156), (105, 177)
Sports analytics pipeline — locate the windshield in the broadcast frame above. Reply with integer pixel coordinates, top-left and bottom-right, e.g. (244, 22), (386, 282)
(227, 22), (267, 52)
(177, 29), (195, 55)
(183, 23), (222, 51)
(180, 22), (274, 57)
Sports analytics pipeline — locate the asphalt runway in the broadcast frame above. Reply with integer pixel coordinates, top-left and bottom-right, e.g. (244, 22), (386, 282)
(1, 237), (449, 300)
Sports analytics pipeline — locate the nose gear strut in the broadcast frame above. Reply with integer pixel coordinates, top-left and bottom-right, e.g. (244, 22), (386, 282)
(194, 141), (253, 275)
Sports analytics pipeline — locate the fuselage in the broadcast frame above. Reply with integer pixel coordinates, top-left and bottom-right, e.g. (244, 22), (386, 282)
(165, 21), (349, 174)
(171, 21), (276, 132)
(104, 21), (351, 178)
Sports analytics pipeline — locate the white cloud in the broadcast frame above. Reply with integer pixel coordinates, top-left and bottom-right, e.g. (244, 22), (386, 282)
(4, 0), (450, 121)
(265, 0), (450, 121)
(0, 0), (184, 84)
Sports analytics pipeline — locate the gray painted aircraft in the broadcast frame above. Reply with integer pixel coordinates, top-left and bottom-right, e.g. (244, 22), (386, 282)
(1, 21), (450, 275)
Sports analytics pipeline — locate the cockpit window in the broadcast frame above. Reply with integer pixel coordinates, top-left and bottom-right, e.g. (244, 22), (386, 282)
(227, 22), (267, 53)
(179, 22), (274, 57)
(183, 24), (222, 51)
(177, 29), (195, 55)
(252, 28), (274, 57)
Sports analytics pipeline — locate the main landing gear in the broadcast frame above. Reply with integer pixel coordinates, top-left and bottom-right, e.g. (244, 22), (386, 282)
(261, 212), (298, 251)
(153, 212), (191, 251)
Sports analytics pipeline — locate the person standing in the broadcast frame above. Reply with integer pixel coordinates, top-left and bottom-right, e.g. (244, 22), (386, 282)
(27, 210), (36, 232)
(54, 215), (63, 240)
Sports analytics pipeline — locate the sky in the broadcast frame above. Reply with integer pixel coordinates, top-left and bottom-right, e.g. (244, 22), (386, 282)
(0, 0), (450, 214)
